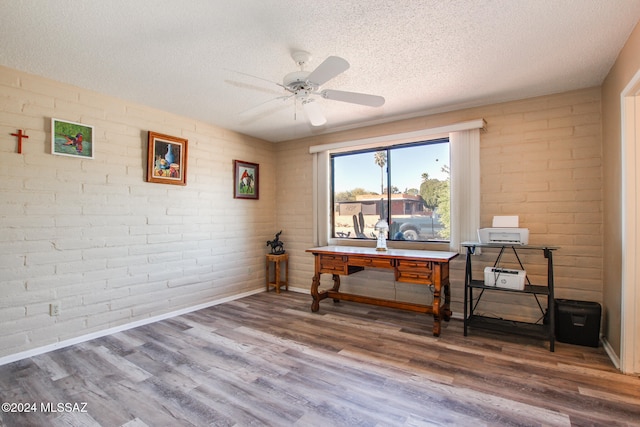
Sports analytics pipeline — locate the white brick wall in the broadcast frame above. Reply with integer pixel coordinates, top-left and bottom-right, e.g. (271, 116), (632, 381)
(0, 66), (276, 359)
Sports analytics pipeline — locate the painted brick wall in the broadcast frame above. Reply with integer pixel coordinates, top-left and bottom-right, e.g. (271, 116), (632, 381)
(277, 87), (602, 324)
(0, 66), (276, 360)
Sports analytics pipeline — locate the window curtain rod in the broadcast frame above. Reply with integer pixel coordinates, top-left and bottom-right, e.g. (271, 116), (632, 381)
(309, 119), (486, 154)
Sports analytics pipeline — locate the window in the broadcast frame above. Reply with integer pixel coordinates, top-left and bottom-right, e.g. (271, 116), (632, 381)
(331, 138), (450, 242)
(310, 120), (483, 251)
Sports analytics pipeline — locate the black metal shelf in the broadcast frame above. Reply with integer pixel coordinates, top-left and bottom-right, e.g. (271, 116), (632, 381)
(468, 279), (550, 295)
(462, 242), (557, 352)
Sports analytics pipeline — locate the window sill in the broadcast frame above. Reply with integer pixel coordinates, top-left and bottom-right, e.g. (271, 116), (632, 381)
(329, 238), (450, 252)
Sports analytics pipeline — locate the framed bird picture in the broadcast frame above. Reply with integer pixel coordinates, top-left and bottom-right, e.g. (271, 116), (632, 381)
(51, 118), (94, 159)
(234, 160), (259, 199)
(147, 131), (188, 186)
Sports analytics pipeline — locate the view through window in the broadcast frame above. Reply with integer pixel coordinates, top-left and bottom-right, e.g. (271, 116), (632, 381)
(331, 138), (450, 242)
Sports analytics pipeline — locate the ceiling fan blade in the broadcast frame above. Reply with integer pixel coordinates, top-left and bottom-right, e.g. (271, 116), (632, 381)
(306, 56), (349, 86)
(224, 79), (283, 96)
(302, 100), (327, 126)
(238, 99), (293, 125)
(238, 94), (292, 116)
(321, 89), (385, 107)
(225, 68), (286, 90)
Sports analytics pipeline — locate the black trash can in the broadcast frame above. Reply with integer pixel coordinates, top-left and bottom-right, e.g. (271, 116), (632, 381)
(555, 299), (601, 347)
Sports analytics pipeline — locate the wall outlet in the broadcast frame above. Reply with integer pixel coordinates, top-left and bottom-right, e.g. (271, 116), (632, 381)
(50, 302), (61, 316)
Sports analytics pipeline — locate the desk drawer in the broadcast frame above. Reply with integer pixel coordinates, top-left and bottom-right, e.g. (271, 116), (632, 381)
(348, 256), (394, 269)
(318, 254), (349, 274)
(395, 260), (433, 284)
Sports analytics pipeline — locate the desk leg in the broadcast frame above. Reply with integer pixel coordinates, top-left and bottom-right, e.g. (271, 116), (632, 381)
(331, 274), (341, 303)
(441, 281), (452, 321)
(311, 272), (340, 312)
(432, 276), (453, 336)
(311, 273), (322, 312)
(432, 282), (442, 337)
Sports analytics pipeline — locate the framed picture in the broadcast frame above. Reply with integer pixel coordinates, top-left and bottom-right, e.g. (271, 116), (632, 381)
(234, 160), (259, 199)
(147, 131), (188, 186)
(51, 118), (94, 159)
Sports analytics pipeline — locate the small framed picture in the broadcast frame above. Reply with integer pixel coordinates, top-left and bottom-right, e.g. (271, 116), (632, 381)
(147, 131), (188, 186)
(51, 118), (94, 159)
(234, 160), (259, 199)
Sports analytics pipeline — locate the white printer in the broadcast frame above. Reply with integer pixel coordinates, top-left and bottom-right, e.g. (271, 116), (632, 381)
(484, 267), (526, 290)
(478, 216), (529, 245)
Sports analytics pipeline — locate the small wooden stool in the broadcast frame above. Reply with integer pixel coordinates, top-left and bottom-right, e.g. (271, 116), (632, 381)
(266, 253), (289, 293)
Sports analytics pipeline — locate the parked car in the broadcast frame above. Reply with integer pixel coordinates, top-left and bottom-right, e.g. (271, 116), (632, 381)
(392, 215), (443, 241)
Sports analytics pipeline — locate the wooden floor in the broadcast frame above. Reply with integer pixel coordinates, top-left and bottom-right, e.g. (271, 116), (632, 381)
(1, 291), (639, 427)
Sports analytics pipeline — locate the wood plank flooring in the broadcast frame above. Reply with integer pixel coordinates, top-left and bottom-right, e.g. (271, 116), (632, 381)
(1, 291), (639, 426)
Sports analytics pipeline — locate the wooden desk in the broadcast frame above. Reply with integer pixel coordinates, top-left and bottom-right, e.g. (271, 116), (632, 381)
(306, 246), (459, 336)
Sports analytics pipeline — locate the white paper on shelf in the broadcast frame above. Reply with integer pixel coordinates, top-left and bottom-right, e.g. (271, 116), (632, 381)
(492, 215), (519, 228)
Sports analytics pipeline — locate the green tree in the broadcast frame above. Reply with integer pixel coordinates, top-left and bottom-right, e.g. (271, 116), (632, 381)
(405, 188), (420, 196)
(383, 186), (401, 194)
(334, 187), (375, 202)
(419, 173), (443, 212)
(436, 165), (451, 239)
(418, 168), (451, 239)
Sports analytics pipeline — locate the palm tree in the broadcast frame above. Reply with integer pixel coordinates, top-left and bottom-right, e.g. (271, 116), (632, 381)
(374, 151), (387, 222)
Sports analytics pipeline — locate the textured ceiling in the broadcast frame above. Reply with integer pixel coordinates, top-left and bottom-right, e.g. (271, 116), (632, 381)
(1, 1), (640, 142)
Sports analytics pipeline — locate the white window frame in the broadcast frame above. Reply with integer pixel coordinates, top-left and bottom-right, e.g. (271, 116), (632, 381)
(311, 119), (484, 251)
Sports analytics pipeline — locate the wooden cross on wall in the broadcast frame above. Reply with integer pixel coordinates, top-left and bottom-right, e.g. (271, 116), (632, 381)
(10, 129), (29, 154)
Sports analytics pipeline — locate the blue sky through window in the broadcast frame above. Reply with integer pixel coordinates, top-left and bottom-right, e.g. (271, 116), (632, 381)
(333, 141), (449, 194)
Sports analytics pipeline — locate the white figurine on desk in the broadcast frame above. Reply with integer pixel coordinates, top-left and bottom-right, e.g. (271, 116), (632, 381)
(374, 218), (389, 251)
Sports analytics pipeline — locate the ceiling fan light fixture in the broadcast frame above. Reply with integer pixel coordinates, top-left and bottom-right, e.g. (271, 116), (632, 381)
(283, 70), (310, 87)
(238, 50), (382, 127)
(302, 99), (326, 126)
(283, 71), (317, 96)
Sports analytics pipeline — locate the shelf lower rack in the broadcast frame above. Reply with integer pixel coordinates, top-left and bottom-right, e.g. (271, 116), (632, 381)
(466, 315), (551, 340)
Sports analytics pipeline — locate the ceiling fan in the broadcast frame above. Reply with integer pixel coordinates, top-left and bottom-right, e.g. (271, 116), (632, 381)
(238, 51), (385, 126)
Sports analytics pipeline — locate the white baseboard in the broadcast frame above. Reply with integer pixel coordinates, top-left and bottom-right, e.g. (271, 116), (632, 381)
(601, 336), (621, 370)
(0, 288), (264, 367)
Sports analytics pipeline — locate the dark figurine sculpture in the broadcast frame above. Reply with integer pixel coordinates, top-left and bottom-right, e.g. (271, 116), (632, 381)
(267, 230), (285, 255)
